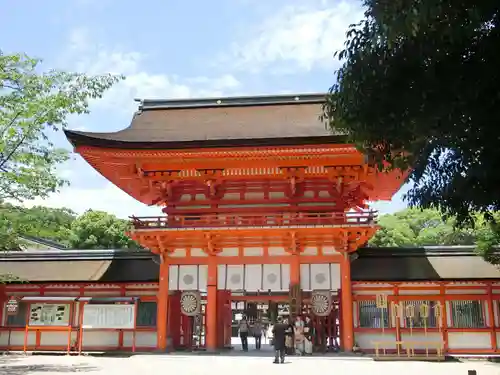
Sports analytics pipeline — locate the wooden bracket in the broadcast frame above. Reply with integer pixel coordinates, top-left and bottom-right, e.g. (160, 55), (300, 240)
(286, 231), (302, 255)
(280, 167), (306, 197)
(325, 165), (363, 183)
(156, 235), (174, 255)
(204, 233), (222, 256)
(205, 179), (222, 199)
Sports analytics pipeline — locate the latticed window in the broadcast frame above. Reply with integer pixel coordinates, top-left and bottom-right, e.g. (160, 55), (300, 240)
(450, 300), (485, 328)
(135, 301), (157, 327)
(403, 300), (438, 328)
(358, 300), (389, 328)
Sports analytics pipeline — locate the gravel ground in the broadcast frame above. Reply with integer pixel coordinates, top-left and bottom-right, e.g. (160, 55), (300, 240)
(0, 353), (499, 375)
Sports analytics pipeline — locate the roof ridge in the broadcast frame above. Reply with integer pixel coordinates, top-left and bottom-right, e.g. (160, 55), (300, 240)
(137, 93), (326, 111)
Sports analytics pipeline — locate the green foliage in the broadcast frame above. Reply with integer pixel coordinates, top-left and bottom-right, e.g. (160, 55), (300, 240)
(324, 1), (500, 225)
(0, 203), (140, 251)
(0, 51), (123, 202)
(370, 208), (477, 247)
(0, 202), (75, 250)
(0, 214), (21, 251)
(475, 213), (500, 264)
(66, 210), (140, 250)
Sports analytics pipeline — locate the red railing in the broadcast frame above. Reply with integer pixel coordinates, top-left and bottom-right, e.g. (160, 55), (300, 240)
(130, 211), (377, 230)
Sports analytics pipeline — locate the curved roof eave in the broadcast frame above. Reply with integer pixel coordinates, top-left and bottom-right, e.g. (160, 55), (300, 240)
(64, 129), (348, 150)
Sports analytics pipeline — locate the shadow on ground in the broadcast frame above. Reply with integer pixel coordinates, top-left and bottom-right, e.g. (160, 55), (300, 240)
(0, 356), (98, 374)
(0, 364), (98, 374)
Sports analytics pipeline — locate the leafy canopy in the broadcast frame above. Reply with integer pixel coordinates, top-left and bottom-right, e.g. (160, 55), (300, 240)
(66, 210), (140, 250)
(0, 203), (141, 251)
(370, 208), (476, 247)
(324, 1), (500, 224)
(0, 51), (123, 201)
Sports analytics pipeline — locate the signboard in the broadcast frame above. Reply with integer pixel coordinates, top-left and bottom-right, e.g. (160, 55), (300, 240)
(82, 304), (135, 329)
(6, 298), (18, 316)
(29, 303), (70, 326)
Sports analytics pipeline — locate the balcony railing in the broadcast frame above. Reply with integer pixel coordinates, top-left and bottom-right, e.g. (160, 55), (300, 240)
(130, 211), (377, 230)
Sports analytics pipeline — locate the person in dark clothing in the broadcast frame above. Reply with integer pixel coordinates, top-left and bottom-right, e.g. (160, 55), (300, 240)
(272, 317), (294, 364)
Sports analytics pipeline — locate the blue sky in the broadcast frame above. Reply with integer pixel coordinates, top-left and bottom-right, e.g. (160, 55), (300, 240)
(1, 0), (407, 218)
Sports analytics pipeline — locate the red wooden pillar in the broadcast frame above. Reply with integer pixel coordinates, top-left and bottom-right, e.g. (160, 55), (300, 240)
(169, 292), (181, 349)
(157, 260), (169, 351)
(0, 285), (6, 327)
(216, 290), (232, 349)
(205, 258), (218, 351)
(340, 253), (354, 352)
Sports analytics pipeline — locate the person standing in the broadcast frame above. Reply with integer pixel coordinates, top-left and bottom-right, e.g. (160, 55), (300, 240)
(239, 316), (249, 351)
(294, 315), (305, 355)
(253, 319), (264, 350)
(303, 315), (314, 355)
(272, 317), (294, 364)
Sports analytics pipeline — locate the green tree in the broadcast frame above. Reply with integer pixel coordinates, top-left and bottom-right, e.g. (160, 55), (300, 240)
(324, 1), (500, 224)
(475, 213), (500, 263)
(0, 202), (76, 250)
(0, 51), (123, 202)
(0, 214), (21, 251)
(66, 210), (139, 249)
(370, 208), (477, 247)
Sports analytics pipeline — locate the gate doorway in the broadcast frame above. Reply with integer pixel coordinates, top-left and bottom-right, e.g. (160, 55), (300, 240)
(231, 292), (341, 354)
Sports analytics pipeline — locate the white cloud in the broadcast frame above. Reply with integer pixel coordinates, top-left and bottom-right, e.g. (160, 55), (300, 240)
(64, 28), (241, 114)
(21, 28), (242, 218)
(24, 185), (161, 219)
(220, 0), (365, 73)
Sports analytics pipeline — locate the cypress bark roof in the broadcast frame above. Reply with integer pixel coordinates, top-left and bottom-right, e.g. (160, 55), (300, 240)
(64, 94), (345, 149)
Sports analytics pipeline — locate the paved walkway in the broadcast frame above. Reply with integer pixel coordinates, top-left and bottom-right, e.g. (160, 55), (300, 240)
(1, 354), (499, 375)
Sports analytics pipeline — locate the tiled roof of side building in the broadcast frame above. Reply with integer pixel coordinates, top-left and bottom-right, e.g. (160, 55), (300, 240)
(1, 246), (499, 283)
(64, 93), (346, 149)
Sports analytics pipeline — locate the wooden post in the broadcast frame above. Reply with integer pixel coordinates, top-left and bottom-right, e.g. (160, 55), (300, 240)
(206, 257), (218, 351)
(341, 252), (354, 352)
(289, 253), (301, 320)
(157, 257), (169, 351)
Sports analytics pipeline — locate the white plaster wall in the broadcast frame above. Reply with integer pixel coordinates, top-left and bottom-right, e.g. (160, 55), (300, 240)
(355, 332), (397, 349)
(446, 289), (487, 295)
(39, 331), (74, 347)
(447, 332), (492, 350)
(81, 331), (119, 348)
(300, 263), (340, 291)
(84, 291), (122, 297)
(123, 331), (156, 348)
(0, 331), (35, 347)
(400, 332), (443, 350)
(169, 265), (208, 291)
(398, 290), (441, 295)
(41, 291), (81, 297)
(125, 290), (157, 296)
(217, 264), (290, 291)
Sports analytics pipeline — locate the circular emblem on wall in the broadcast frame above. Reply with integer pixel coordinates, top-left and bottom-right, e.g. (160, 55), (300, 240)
(315, 273), (327, 284)
(180, 291), (201, 316)
(311, 290), (332, 317)
(183, 274), (195, 285)
(230, 274), (241, 284)
(267, 273), (278, 284)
